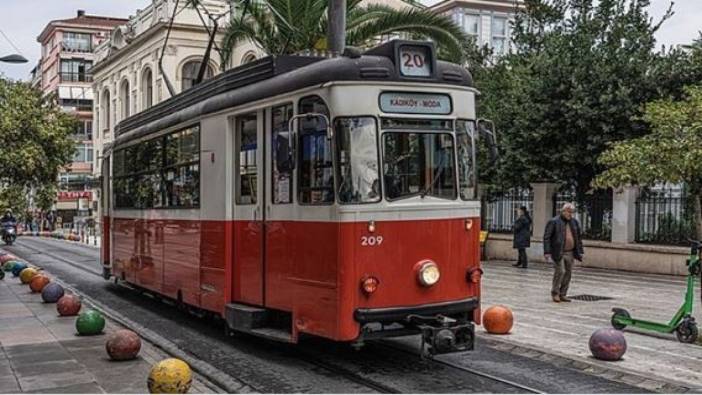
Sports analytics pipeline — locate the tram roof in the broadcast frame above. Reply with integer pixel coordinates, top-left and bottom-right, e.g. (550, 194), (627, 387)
(112, 40), (473, 148)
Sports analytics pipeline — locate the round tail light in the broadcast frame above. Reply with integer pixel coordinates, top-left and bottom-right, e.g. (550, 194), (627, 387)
(361, 276), (379, 294)
(417, 261), (440, 287)
(467, 267), (483, 283)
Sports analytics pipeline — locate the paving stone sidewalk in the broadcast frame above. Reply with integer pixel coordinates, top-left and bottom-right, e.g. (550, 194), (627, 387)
(481, 260), (702, 391)
(0, 272), (217, 394)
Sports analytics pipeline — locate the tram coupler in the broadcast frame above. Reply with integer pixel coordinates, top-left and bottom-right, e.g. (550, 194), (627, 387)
(408, 314), (474, 357)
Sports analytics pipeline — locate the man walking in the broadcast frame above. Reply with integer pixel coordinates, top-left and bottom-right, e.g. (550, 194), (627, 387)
(543, 203), (584, 303)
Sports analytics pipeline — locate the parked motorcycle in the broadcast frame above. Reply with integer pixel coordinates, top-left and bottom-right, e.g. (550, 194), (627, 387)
(2, 222), (17, 245)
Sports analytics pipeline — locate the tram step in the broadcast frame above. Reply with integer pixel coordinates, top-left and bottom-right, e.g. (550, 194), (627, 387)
(249, 328), (293, 343)
(225, 303), (268, 331)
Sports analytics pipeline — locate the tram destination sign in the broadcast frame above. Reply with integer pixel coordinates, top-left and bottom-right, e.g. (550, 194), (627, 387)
(379, 92), (452, 115)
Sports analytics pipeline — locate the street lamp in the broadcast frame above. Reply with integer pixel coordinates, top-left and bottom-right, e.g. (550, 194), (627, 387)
(0, 54), (27, 64)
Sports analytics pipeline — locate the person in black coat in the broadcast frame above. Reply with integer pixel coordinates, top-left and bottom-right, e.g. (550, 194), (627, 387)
(512, 206), (532, 268)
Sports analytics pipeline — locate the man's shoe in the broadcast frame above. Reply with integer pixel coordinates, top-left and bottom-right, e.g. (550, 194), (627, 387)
(512, 261), (521, 267)
(552, 295), (561, 303)
(520, 265), (528, 269)
(560, 296), (572, 302)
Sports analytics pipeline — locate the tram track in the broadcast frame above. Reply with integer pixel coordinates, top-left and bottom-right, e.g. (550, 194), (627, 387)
(6, 237), (652, 394)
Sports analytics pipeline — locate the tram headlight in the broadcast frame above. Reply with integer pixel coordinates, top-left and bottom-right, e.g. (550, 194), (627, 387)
(467, 267), (483, 283)
(417, 261), (440, 287)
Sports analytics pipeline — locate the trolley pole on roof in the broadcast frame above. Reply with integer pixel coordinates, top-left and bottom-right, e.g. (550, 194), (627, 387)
(328, 0), (346, 56)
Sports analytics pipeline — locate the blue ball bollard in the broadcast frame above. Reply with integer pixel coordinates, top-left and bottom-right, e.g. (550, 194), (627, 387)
(11, 262), (28, 277)
(41, 282), (65, 303)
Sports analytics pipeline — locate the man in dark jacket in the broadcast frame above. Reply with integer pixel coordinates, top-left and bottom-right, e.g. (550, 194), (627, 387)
(543, 203), (584, 303)
(512, 206), (532, 268)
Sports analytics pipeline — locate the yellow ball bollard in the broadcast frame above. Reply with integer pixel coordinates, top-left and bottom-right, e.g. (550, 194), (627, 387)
(20, 267), (38, 285)
(147, 358), (192, 394)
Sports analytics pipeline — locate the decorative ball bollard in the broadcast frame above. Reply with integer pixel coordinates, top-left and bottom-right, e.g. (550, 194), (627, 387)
(0, 270), (4, 280)
(56, 294), (82, 316)
(41, 282), (65, 303)
(11, 262), (27, 277)
(106, 329), (142, 361)
(2, 260), (14, 272)
(483, 305), (514, 334)
(0, 254), (17, 264)
(19, 267), (38, 284)
(148, 358), (192, 394)
(76, 309), (105, 335)
(29, 275), (50, 293)
(589, 328), (627, 361)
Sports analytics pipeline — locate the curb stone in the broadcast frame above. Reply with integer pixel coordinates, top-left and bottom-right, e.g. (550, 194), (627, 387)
(45, 275), (257, 394)
(479, 334), (700, 393)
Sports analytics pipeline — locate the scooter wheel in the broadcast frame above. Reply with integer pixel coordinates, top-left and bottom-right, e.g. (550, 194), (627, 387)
(611, 309), (630, 330)
(676, 318), (698, 343)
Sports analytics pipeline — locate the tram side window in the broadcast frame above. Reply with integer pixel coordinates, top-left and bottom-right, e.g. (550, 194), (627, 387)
(298, 96), (333, 204)
(164, 127), (200, 208)
(335, 117), (380, 204)
(236, 113), (258, 205)
(112, 125), (200, 209)
(271, 104), (293, 204)
(456, 120), (476, 200)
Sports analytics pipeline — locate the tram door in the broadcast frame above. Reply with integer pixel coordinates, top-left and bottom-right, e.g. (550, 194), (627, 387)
(233, 111), (265, 305)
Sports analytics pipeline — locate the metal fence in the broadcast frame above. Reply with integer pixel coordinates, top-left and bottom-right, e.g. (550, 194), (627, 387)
(552, 190), (612, 241)
(482, 188), (534, 233)
(635, 188), (695, 245)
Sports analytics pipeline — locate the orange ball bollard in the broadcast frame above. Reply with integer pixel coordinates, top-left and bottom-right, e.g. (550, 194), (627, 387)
(482, 305), (514, 334)
(29, 275), (50, 293)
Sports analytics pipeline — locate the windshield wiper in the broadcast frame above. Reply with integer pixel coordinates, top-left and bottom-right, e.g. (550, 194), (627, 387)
(420, 155), (446, 198)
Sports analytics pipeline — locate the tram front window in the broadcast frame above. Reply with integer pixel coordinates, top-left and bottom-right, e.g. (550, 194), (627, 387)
(335, 117), (380, 204)
(383, 132), (457, 201)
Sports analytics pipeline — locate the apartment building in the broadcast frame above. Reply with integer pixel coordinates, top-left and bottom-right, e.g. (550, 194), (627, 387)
(36, 10), (127, 225)
(430, 0), (521, 55)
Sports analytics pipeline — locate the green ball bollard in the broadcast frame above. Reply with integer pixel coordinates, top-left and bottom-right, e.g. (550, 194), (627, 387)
(76, 309), (106, 336)
(3, 260), (16, 272)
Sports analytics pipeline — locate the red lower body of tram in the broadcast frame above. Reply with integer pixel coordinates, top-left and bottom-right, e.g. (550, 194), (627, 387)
(104, 214), (481, 353)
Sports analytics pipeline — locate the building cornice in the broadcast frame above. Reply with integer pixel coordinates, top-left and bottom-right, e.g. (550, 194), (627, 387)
(92, 22), (219, 74)
(430, 0), (523, 14)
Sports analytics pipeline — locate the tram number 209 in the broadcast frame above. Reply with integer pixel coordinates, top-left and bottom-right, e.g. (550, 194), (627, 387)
(361, 236), (384, 246)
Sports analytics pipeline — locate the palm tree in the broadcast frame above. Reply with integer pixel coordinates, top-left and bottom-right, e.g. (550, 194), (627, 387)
(219, 0), (471, 66)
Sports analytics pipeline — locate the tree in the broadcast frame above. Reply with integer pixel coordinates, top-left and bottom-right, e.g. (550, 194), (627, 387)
(476, 0), (680, 195)
(0, 78), (75, 214)
(594, 85), (702, 237)
(219, 0), (471, 64)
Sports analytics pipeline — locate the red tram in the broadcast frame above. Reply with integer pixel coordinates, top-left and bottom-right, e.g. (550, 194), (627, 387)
(101, 40), (485, 354)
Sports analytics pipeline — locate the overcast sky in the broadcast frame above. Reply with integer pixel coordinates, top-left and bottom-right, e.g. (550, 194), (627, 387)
(1, 0), (700, 81)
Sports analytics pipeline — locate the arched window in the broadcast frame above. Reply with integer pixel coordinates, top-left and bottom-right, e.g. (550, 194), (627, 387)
(101, 89), (111, 134)
(181, 60), (213, 91)
(241, 52), (257, 64)
(119, 80), (130, 120)
(142, 67), (153, 110)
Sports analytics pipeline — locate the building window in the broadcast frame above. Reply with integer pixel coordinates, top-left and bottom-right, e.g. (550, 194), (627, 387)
(120, 80), (130, 120)
(62, 32), (92, 52)
(492, 16), (508, 55)
(142, 68), (153, 110)
(60, 59), (92, 82)
(72, 119), (93, 140)
(101, 89), (111, 135)
(241, 53), (257, 64)
(73, 143), (94, 163)
(181, 60), (213, 91)
(464, 13), (480, 39)
(59, 98), (92, 112)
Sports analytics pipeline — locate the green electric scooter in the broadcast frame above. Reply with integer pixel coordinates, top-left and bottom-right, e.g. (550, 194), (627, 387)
(610, 240), (701, 343)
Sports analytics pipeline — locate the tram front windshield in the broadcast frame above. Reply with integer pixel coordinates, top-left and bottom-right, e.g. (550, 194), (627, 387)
(383, 132), (456, 201)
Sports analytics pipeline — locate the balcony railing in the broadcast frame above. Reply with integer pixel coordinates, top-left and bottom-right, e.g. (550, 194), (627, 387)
(59, 72), (93, 83)
(61, 42), (92, 53)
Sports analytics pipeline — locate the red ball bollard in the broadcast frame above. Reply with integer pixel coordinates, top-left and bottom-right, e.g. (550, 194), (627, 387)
(589, 328), (627, 361)
(106, 329), (142, 361)
(29, 275), (50, 293)
(482, 305), (514, 334)
(56, 294), (82, 316)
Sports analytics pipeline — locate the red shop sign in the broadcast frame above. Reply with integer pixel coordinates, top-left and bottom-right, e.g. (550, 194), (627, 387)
(58, 191), (92, 201)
